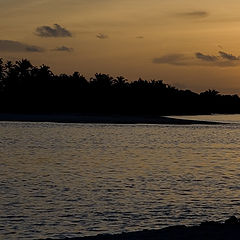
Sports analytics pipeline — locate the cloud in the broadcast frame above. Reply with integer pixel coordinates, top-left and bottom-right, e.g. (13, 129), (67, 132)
(196, 51), (240, 65)
(153, 51), (240, 67)
(25, 46), (44, 52)
(177, 11), (209, 18)
(96, 33), (108, 39)
(136, 36), (144, 39)
(0, 40), (44, 52)
(52, 46), (73, 52)
(153, 54), (189, 66)
(219, 51), (240, 60)
(35, 24), (72, 38)
(195, 52), (218, 62)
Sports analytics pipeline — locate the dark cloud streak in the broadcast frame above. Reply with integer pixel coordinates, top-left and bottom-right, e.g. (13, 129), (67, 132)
(0, 40), (44, 52)
(153, 50), (240, 67)
(177, 11), (209, 18)
(52, 46), (73, 52)
(219, 51), (240, 60)
(153, 54), (189, 66)
(195, 52), (218, 62)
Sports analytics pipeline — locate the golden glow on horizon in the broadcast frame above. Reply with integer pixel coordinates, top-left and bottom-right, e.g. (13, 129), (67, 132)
(1, 0), (240, 94)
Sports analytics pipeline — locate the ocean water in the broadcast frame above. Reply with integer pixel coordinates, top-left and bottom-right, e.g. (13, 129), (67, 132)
(1, 115), (240, 239)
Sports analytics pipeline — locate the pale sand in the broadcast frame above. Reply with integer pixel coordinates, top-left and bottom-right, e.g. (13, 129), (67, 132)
(0, 113), (221, 124)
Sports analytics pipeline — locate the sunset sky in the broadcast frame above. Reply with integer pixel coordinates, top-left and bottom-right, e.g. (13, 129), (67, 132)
(1, 0), (240, 93)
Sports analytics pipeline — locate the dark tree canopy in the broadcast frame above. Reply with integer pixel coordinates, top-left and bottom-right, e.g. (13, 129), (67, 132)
(0, 58), (240, 115)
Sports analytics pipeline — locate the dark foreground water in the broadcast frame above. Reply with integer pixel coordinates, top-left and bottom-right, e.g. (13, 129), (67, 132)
(1, 115), (240, 239)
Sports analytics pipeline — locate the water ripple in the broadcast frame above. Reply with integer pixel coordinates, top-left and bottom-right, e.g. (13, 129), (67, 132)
(1, 122), (240, 239)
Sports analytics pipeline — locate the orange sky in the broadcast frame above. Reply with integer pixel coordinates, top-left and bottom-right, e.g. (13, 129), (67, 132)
(1, 0), (240, 94)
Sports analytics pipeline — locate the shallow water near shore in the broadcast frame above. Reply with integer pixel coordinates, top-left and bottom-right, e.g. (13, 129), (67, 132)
(1, 116), (240, 239)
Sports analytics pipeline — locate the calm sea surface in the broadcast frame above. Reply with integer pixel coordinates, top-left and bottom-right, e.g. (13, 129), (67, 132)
(1, 115), (240, 239)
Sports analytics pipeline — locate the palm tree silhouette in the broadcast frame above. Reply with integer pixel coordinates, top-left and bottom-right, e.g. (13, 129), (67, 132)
(113, 76), (128, 88)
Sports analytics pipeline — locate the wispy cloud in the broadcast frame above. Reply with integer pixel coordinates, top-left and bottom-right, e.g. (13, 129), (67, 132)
(96, 33), (108, 39)
(52, 46), (73, 52)
(35, 24), (72, 38)
(195, 52), (218, 62)
(176, 11), (209, 18)
(153, 54), (189, 66)
(0, 40), (44, 52)
(219, 51), (240, 60)
(153, 50), (240, 67)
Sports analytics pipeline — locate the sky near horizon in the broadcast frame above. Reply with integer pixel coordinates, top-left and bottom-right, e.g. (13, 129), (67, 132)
(1, 0), (240, 93)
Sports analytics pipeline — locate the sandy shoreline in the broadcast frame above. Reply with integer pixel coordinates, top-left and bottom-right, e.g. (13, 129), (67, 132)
(0, 113), (221, 124)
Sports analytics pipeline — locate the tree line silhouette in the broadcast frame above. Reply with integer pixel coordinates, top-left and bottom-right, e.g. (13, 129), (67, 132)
(0, 58), (240, 115)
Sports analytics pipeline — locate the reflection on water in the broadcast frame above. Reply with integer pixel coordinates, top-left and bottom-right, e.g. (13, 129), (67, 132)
(1, 120), (240, 239)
